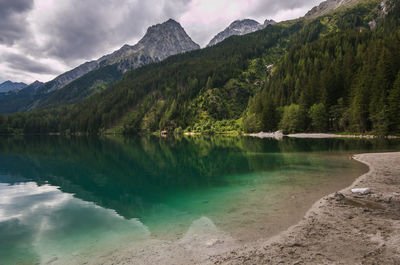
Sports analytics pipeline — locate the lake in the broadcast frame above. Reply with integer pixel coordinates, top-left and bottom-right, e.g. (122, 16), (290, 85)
(0, 136), (399, 264)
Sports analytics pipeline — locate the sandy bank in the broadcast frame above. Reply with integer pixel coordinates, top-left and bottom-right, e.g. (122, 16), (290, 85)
(288, 133), (400, 139)
(80, 152), (399, 265)
(211, 152), (400, 264)
(248, 131), (400, 139)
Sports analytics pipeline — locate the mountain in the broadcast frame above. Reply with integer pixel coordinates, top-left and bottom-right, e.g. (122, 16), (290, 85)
(40, 19), (199, 94)
(2, 0), (400, 136)
(37, 19), (199, 108)
(0, 81), (43, 114)
(0, 19), (199, 113)
(263, 19), (276, 27)
(207, 19), (276, 47)
(98, 19), (200, 71)
(0, 81), (27, 93)
(304, 0), (363, 18)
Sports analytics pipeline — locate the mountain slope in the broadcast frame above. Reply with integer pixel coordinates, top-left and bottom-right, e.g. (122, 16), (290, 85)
(243, 0), (400, 135)
(207, 19), (276, 47)
(100, 19), (200, 70)
(0, 22), (303, 133)
(36, 19), (200, 108)
(305, 0), (368, 18)
(0, 81), (27, 93)
(1, 0), (399, 136)
(0, 81), (43, 114)
(42, 19), (199, 93)
(0, 19), (199, 113)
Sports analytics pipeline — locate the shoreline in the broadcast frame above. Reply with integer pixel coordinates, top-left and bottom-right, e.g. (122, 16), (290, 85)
(210, 152), (400, 264)
(248, 131), (400, 139)
(65, 152), (399, 265)
(1, 132), (400, 139)
(78, 152), (367, 265)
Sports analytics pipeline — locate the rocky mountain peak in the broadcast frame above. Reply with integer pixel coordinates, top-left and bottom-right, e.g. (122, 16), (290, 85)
(31, 80), (44, 87)
(263, 19), (276, 27)
(230, 19), (260, 29)
(304, 0), (360, 18)
(29, 18), (200, 96)
(137, 19), (200, 57)
(207, 18), (275, 47)
(0, 18), (201, 113)
(100, 19), (199, 68)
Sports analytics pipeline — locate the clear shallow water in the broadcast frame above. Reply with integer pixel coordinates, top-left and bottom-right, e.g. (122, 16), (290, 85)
(0, 136), (399, 264)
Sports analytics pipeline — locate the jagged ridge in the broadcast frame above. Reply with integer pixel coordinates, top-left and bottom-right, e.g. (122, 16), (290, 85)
(207, 19), (276, 47)
(0, 19), (200, 113)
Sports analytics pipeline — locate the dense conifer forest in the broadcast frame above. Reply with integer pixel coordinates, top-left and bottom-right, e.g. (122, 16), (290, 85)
(244, 0), (400, 135)
(0, 0), (398, 136)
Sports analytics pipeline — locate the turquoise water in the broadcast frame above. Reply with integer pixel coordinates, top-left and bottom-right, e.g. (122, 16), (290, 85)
(0, 136), (399, 264)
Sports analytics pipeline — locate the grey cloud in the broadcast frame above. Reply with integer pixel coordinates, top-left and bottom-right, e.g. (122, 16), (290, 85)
(189, 0), (316, 47)
(249, 0), (315, 18)
(0, 0), (34, 45)
(1, 0), (319, 83)
(2, 52), (59, 75)
(38, 0), (191, 64)
(0, 0), (33, 13)
(0, 74), (6, 83)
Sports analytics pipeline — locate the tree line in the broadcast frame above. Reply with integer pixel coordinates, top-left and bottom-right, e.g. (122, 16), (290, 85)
(0, 0), (399, 136)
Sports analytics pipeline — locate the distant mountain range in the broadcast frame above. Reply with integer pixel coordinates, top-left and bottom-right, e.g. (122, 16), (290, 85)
(0, 81), (27, 93)
(1, 0), (397, 137)
(1, 0), (358, 115)
(0, 81), (43, 113)
(0, 19), (200, 113)
(41, 19), (200, 94)
(207, 19), (276, 47)
(0, 16), (278, 114)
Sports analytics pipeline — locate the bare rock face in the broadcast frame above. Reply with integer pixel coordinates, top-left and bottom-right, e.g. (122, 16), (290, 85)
(304, 0), (361, 18)
(207, 19), (276, 47)
(0, 19), (200, 113)
(100, 19), (200, 72)
(43, 61), (100, 93)
(263, 19), (276, 27)
(37, 19), (200, 93)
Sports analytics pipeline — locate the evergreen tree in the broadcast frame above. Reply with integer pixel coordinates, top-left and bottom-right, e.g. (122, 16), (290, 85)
(308, 103), (328, 132)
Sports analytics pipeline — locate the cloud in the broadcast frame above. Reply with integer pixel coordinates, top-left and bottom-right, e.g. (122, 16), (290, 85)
(0, 0), (34, 45)
(0, 45), (69, 84)
(181, 0), (322, 46)
(0, 0), (322, 84)
(27, 0), (192, 64)
(2, 52), (59, 75)
(248, 0), (319, 18)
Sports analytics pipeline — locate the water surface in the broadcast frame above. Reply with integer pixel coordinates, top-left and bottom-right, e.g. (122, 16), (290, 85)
(0, 136), (399, 264)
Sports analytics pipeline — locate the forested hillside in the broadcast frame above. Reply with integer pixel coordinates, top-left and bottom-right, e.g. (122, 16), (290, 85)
(244, 0), (400, 135)
(0, 22), (301, 134)
(0, 0), (398, 136)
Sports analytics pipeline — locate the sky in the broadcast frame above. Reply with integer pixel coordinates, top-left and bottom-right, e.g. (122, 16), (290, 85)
(0, 0), (322, 84)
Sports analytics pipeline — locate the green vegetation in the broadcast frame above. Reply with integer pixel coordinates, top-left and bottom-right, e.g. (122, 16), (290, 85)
(308, 103), (329, 132)
(0, 0), (399, 136)
(41, 64), (123, 107)
(244, 0), (400, 135)
(0, 22), (300, 135)
(279, 104), (307, 134)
